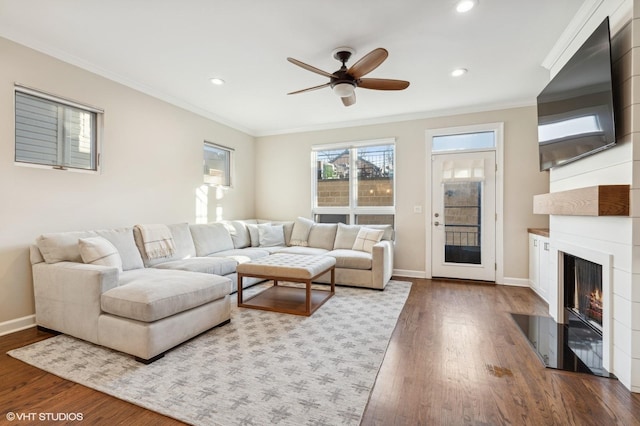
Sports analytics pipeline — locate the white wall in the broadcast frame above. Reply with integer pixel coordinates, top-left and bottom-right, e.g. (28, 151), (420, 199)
(545, 0), (637, 390)
(255, 106), (549, 282)
(0, 37), (256, 329)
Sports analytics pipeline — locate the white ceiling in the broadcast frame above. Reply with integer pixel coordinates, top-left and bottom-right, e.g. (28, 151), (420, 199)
(0, 0), (585, 136)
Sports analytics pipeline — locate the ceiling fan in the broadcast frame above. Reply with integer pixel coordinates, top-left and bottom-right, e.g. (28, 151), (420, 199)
(287, 47), (410, 107)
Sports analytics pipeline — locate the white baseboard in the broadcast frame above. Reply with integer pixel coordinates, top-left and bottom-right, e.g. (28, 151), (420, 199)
(500, 277), (531, 287)
(0, 315), (36, 337)
(392, 271), (533, 289)
(392, 269), (426, 279)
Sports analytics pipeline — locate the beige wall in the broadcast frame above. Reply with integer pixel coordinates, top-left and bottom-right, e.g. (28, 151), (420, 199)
(0, 37), (255, 326)
(255, 106), (549, 282)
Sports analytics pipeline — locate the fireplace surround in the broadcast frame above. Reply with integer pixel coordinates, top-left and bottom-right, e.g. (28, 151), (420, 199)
(515, 239), (615, 378)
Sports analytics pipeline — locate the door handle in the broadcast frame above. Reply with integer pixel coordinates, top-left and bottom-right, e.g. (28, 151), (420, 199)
(434, 221), (440, 226)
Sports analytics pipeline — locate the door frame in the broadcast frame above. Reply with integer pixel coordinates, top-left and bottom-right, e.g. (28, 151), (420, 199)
(425, 122), (504, 284)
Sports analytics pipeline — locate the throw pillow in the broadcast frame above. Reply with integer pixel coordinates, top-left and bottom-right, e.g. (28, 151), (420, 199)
(289, 216), (314, 246)
(258, 223), (285, 247)
(334, 223), (362, 249)
(352, 227), (385, 253)
(78, 237), (123, 272)
(246, 223), (265, 247)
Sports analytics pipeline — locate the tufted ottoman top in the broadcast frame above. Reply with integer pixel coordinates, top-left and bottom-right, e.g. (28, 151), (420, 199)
(236, 254), (335, 280)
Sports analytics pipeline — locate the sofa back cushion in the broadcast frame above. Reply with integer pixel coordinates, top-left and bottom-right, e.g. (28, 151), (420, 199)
(307, 223), (338, 251)
(133, 223), (197, 267)
(190, 223), (234, 256)
(36, 230), (97, 264)
(223, 220), (251, 249)
(79, 236), (123, 272)
(289, 217), (314, 247)
(95, 228), (144, 271)
(334, 223), (394, 249)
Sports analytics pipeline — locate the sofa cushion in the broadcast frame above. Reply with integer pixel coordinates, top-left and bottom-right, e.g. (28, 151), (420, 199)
(275, 246), (329, 256)
(326, 249), (373, 270)
(307, 223), (338, 251)
(289, 217), (314, 247)
(223, 221), (251, 249)
(134, 223), (197, 268)
(152, 257), (237, 276)
(246, 223), (263, 247)
(210, 248), (270, 264)
(333, 223), (362, 249)
(96, 227), (144, 271)
(190, 223), (234, 256)
(101, 269), (231, 322)
(36, 230), (97, 263)
(365, 224), (395, 241)
(79, 237), (123, 272)
(258, 223), (285, 247)
(352, 227), (384, 253)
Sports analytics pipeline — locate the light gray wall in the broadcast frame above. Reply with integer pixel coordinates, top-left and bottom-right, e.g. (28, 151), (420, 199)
(0, 37), (255, 326)
(255, 106), (549, 282)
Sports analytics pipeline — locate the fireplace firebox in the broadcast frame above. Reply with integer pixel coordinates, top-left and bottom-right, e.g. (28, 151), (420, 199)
(564, 254), (603, 333)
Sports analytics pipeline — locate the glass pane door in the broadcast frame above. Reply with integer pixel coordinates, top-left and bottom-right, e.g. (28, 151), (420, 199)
(431, 151), (496, 281)
(444, 181), (481, 264)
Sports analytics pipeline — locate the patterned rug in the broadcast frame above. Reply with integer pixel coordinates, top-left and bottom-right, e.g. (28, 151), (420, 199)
(8, 280), (411, 426)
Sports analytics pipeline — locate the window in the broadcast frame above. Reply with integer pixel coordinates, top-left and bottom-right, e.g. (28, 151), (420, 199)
(14, 86), (101, 171)
(432, 131), (495, 153)
(204, 142), (233, 187)
(312, 139), (395, 226)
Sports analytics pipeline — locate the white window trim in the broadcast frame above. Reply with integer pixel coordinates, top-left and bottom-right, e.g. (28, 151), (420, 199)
(14, 84), (104, 174)
(311, 137), (396, 224)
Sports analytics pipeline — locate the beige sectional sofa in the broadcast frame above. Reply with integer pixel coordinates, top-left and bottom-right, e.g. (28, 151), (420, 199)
(30, 217), (394, 362)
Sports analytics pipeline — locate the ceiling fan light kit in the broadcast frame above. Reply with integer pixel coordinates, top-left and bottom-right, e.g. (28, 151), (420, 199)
(287, 46), (410, 107)
(333, 82), (355, 97)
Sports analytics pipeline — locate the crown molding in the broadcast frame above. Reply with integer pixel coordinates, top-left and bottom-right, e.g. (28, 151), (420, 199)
(541, 0), (604, 72)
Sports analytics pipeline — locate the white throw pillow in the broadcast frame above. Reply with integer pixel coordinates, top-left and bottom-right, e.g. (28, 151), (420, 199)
(289, 216), (314, 247)
(258, 223), (285, 247)
(78, 237), (123, 272)
(352, 228), (384, 253)
(246, 223), (264, 247)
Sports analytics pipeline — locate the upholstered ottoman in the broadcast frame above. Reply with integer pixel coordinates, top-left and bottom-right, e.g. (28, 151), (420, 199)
(236, 253), (336, 316)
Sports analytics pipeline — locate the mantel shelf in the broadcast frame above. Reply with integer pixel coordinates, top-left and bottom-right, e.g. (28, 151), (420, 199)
(533, 185), (630, 216)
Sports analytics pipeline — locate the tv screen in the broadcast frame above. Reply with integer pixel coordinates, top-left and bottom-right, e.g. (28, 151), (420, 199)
(537, 17), (616, 171)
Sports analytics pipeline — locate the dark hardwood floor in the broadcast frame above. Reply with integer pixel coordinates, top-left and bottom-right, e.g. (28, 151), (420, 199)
(2, 278), (640, 425)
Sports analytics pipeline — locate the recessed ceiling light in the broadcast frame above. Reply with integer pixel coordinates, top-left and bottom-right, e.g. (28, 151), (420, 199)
(456, 0), (477, 13)
(451, 68), (468, 77)
(209, 77), (225, 85)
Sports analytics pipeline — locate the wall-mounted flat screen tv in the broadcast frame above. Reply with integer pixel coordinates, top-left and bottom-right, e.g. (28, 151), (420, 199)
(537, 17), (617, 171)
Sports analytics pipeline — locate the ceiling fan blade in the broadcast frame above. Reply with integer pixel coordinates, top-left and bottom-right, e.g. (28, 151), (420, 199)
(287, 57), (335, 79)
(358, 78), (410, 91)
(347, 48), (388, 78)
(287, 83), (331, 95)
(341, 93), (356, 107)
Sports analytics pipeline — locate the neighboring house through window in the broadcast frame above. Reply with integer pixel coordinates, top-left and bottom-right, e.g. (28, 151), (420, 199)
(204, 142), (233, 187)
(14, 85), (102, 172)
(312, 138), (395, 226)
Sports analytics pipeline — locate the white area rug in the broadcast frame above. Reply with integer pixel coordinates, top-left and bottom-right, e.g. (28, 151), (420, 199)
(9, 281), (411, 426)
